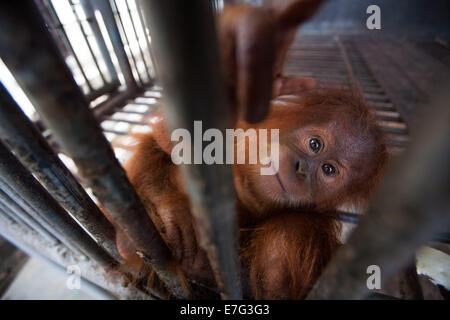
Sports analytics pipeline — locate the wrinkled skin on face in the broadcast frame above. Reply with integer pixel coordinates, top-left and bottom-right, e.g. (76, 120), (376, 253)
(234, 89), (388, 218)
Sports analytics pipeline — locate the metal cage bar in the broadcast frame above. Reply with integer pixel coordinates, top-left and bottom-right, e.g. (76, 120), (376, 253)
(135, 0), (157, 79)
(0, 189), (59, 245)
(78, 0), (119, 85)
(111, 0), (145, 86)
(37, 0), (122, 102)
(0, 141), (115, 266)
(123, 0), (152, 81)
(43, 0), (95, 93)
(0, 0), (183, 298)
(307, 82), (450, 299)
(0, 83), (121, 261)
(91, 0), (139, 91)
(140, 0), (243, 299)
(0, 0), (445, 302)
(69, 0), (108, 85)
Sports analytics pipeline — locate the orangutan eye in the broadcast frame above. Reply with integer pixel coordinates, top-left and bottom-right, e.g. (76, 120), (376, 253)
(309, 138), (322, 154)
(322, 163), (337, 176)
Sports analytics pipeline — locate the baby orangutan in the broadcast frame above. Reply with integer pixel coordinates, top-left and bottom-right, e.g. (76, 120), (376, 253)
(107, 0), (387, 299)
(115, 88), (387, 299)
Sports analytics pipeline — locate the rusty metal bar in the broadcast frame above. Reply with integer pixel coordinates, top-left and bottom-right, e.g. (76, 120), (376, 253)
(0, 141), (115, 266)
(45, 0), (95, 93)
(0, 83), (121, 261)
(91, 0), (139, 91)
(79, 0), (119, 85)
(0, 205), (152, 300)
(307, 82), (450, 300)
(0, 0), (183, 297)
(140, 0), (242, 299)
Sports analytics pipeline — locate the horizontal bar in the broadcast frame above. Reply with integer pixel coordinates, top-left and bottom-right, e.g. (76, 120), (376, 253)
(0, 83), (121, 261)
(103, 118), (147, 126)
(307, 82), (450, 300)
(141, 0), (242, 299)
(102, 129), (128, 136)
(0, 0), (183, 297)
(93, 89), (137, 117)
(85, 80), (120, 102)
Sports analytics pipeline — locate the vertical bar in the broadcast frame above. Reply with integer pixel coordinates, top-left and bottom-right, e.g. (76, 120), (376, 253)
(45, 0), (95, 92)
(334, 35), (364, 96)
(79, 0), (119, 84)
(0, 178), (87, 255)
(0, 203), (19, 225)
(111, 0), (145, 85)
(140, 0), (242, 299)
(69, 0), (107, 85)
(307, 83), (450, 300)
(0, 207), (153, 300)
(135, 0), (157, 79)
(124, 0), (152, 81)
(0, 0), (183, 298)
(0, 141), (114, 266)
(92, 0), (139, 91)
(0, 83), (121, 261)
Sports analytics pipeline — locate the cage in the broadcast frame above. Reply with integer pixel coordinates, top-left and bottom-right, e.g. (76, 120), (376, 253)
(0, 0), (448, 300)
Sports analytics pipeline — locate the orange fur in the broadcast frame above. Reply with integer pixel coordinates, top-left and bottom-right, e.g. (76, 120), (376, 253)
(105, 0), (388, 299)
(114, 88), (387, 299)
